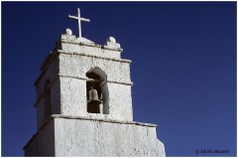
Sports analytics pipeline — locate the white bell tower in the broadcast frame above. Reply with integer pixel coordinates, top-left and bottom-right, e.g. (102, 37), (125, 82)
(23, 8), (165, 157)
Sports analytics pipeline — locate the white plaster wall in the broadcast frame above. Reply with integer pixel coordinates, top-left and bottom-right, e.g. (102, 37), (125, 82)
(61, 42), (121, 59)
(34, 51), (133, 128)
(107, 83), (133, 121)
(59, 54), (133, 121)
(36, 79), (61, 129)
(59, 78), (133, 121)
(35, 57), (59, 129)
(59, 53), (131, 84)
(58, 53), (133, 121)
(60, 77), (87, 116)
(54, 117), (165, 157)
(24, 119), (55, 156)
(35, 57), (59, 101)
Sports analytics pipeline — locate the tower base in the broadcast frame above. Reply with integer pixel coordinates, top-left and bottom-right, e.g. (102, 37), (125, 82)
(24, 115), (166, 156)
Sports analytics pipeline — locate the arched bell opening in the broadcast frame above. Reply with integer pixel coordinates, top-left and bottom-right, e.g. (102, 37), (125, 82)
(44, 79), (52, 119)
(86, 68), (109, 114)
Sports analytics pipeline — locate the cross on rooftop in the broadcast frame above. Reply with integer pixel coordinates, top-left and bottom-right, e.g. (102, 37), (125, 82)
(68, 8), (90, 38)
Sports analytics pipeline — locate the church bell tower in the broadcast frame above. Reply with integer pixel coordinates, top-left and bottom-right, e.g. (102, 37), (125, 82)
(23, 8), (165, 156)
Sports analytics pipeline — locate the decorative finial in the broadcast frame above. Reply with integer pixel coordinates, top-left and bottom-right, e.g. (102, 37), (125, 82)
(68, 8), (90, 38)
(107, 36), (116, 43)
(104, 36), (121, 50)
(65, 28), (72, 35)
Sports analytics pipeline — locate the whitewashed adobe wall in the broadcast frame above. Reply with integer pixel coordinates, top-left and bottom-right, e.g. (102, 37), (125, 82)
(34, 30), (133, 129)
(24, 115), (166, 157)
(54, 116), (165, 156)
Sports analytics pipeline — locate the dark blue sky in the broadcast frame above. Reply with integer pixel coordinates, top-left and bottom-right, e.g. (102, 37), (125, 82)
(2, 2), (237, 156)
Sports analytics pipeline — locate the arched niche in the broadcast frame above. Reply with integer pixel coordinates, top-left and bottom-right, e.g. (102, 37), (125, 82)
(86, 67), (109, 114)
(44, 79), (52, 119)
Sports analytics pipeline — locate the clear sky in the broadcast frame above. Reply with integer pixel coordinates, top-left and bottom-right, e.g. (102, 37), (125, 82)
(2, 2), (237, 156)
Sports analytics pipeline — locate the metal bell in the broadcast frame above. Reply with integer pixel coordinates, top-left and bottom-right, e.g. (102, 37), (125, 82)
(87, 87), (102, 113)
(88, 87), (101, 104)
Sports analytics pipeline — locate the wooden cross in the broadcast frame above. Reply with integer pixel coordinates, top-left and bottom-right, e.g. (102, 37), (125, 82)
(68, 8), (90, 38)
